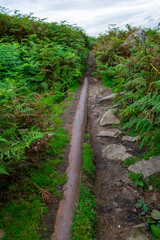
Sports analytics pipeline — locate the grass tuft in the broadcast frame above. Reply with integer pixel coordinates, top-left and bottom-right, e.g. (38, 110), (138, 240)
(82, 143), (95, 176)
(72, 135), (97, 240)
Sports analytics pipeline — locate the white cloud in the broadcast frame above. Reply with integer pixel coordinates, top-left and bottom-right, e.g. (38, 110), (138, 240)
(0, 0), (160, 36)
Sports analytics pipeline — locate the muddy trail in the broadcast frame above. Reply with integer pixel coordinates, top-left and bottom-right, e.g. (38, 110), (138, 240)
(85, 54), (157, 240)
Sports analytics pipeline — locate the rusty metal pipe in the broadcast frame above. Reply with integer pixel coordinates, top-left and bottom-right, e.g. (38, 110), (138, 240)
(51, 77), (88, 240)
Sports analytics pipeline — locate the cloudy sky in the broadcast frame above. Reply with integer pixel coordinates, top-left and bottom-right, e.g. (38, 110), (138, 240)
(0, 0), (160, 36)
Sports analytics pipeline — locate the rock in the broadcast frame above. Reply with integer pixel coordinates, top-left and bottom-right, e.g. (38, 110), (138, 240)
(122, 135), (140, 142)
(48, 133), (56, 138)
(128, 156), (160, 178)
(151, 209), (160, 220)
(149, 185), (153, 191)
(124, 28), (147, 46)
(116, 208), (122, 213)
(133, 223), (146, 228)
(126, 233), (149, 240)
(0, 229), (5, 239)
(99, 92), (125, 104)
(152, 193), (158, 202)
(102, 144), (132, 161)
(99, 93), (116, 103)
(100, 109), (120, 126)
(112, 103), (120, 108)
(113, 201), (118, 208)
(97, 129), (121, 138)
(116, 181), (123, 188)
(133, 208), (137, 213)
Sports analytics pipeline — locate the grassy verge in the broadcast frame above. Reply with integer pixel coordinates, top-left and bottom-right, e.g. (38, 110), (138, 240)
(72, 135), (97, 240)
(0, 96), (75, 240)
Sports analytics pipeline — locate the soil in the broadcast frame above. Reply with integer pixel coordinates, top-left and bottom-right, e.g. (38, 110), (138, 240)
(86, 54), (159, 240)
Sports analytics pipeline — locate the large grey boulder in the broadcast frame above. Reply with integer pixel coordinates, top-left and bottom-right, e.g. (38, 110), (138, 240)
(128, 156), (160, 178)
(102, 144), (132, 161)
(124, 28), (146, 45)
(100, 109), (120, 126)
(97, 129), (121, 138)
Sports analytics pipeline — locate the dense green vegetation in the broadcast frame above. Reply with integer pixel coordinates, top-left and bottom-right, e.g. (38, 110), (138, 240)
(0, 7), (91, 239)
(0, 126), (68, 239)
(72, 136), (97, 240)
(93, 24), (160, 154)
(0, 7), (90, 175)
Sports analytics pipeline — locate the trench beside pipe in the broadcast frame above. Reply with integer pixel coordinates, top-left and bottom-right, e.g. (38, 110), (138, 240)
(51, 77), (88, 240)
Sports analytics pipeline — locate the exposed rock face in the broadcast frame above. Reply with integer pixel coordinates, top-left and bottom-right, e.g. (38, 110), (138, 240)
(100, 109), (120, 126)
(122, 136), (140, 142)
(128, 156), (160, 178)
(124, 28), (146, 45)
(102, 144), (132, 161)
(97, 129), (121, 138)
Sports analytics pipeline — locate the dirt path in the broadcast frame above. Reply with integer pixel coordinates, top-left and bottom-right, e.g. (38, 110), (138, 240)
(86, 54), (150, 240)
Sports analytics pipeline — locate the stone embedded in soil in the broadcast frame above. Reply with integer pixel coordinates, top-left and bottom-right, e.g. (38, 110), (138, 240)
(113, 201), (118, 207)
(126, 233), (149, 240)
(100, 109), (120, 126)
(133, 223), (146, 228)
(112, 103), (120, 108)
(102, 144), (132, 161)
(149, 185), (153, 191)
(152, 193), (158, 201)
(97, 129), (121, 138)
(99, 93), (116, 103)
(128, 156), (160, 178)
(0, 229), (6, 239)
(116, 181), (123, 187)
(122, 135), (140, 142)
(99, 92), (125, 104)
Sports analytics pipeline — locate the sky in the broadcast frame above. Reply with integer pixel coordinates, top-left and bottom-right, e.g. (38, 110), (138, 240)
(0, 0), (160, 36)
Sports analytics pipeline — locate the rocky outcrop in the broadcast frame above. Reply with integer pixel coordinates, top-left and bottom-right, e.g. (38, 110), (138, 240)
(124, 28), (147, 46)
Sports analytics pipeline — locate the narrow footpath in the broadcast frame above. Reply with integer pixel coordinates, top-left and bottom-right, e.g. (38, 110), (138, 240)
(86, 54), (153, 240)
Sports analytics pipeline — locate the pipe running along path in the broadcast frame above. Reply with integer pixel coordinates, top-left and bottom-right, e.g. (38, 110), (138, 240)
(51, 77), (88, 240)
